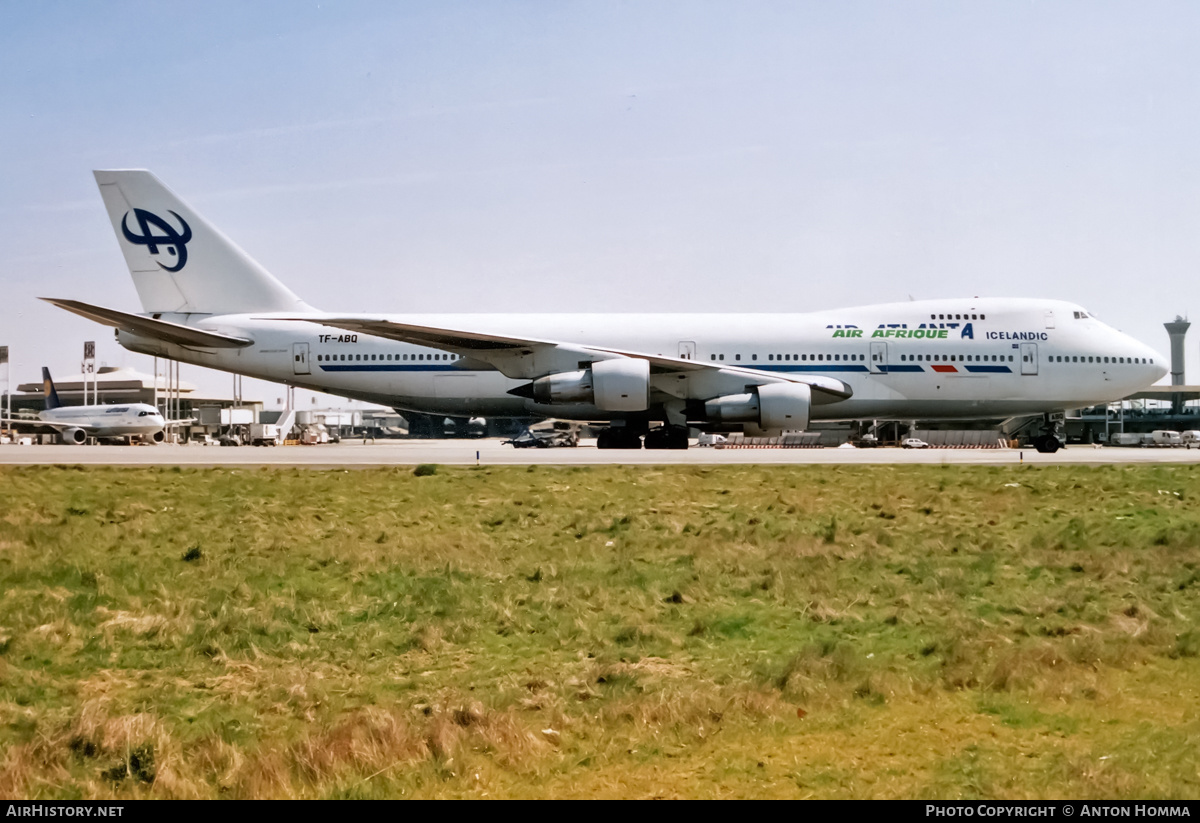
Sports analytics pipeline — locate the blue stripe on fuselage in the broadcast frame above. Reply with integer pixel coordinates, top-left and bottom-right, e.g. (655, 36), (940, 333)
(320, 365), (450, 372)
(755, 365), (870, 373)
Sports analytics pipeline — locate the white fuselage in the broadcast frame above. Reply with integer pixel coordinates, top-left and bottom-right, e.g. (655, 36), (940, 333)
(114, 297), (1167, 424)
(40, 403), (166, 438)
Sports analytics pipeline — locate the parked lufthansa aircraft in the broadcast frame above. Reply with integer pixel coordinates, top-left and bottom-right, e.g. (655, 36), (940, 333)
(1, 368), (175, 444)
(45, 170), (1167, 451)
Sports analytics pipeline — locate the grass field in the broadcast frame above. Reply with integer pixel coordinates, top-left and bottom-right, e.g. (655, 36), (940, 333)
(1, 463), (1198, 799)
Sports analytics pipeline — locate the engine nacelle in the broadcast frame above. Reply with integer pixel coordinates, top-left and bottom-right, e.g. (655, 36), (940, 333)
(525, 358), (650, 412)
(703, 383), (811, 431)
(62, 427), (87, 445)
(592, 358), (650, 411)
(757, 383), (811, 430)
(531, 369), (594, 405)
(703, 392), (761, 424)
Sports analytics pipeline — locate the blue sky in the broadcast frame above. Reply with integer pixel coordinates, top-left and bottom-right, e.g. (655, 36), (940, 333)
(2, 1), (1199, 402)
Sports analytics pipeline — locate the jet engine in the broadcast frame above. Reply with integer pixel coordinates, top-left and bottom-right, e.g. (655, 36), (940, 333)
(520, 358), (650, 412)
(703, 383), (811, 431)
(61, 427), (88, 445)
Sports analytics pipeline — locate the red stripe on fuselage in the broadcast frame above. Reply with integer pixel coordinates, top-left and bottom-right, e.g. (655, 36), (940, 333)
(931, 365), (958, 373)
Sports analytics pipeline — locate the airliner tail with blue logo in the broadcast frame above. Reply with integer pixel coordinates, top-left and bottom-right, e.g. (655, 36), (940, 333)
(92, 170), (310, 316)
(47, 170), (1169, 451)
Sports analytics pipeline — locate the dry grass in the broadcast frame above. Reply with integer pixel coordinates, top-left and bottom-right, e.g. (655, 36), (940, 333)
(0, 464), (1198, 798)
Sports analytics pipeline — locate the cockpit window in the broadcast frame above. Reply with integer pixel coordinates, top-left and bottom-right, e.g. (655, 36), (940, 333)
(1073, 311), (1090, 320)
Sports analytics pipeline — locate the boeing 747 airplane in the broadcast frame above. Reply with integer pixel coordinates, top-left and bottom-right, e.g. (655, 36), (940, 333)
(43, 170), (1168, 451)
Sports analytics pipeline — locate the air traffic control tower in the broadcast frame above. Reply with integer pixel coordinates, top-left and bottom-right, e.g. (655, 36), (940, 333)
(1165, 316), (1190, 413)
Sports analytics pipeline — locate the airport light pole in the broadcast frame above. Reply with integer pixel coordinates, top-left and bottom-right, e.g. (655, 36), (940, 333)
(1, 346), (9, 436)
(82, 341), (96, 405)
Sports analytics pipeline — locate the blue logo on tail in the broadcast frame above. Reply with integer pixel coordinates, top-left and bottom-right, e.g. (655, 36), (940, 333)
(121, 209), (192, 272)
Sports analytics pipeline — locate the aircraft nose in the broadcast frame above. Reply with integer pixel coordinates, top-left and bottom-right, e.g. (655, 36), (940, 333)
(1152, 354), (1169, 382)
(1142, 342), (1169, 383)
(1116, 329), (1169, 385)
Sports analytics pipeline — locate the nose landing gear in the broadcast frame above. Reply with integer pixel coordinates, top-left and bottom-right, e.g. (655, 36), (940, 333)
(1033, 412), (1065, 453)
(1033, 434), (1062, 453)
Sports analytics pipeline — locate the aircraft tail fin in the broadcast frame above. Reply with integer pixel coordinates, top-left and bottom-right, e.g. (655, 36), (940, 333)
(42, 368), (62, 411)
(92, 170), (312, 315)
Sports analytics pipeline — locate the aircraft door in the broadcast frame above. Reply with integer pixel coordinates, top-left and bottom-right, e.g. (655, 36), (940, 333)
(1020, 342), (1038, 375)
(870, 342), (888, 374)
(292, 343), (311, 375)
(678, 341), (697, 360)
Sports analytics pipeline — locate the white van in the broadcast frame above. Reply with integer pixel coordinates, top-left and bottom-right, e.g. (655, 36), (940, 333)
(1150, 430), (1182, 447)
(1181, 431), (1200, 448)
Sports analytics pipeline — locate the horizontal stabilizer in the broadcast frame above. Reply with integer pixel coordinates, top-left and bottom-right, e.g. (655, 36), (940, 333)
(41, 299), (253, 348)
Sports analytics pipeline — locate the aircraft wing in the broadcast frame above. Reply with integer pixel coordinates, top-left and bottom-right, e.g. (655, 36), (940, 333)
(41, 299), (254, 349)
(278, 316), (853, 401)
(162, 418), (196, 428)
(0, 418), (105, 435)
(1, 418), (70, 430)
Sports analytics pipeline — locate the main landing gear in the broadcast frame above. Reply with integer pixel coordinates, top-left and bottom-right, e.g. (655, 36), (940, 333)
(596, 427), (645, 450)
(643, 426), (689, 450)
(596, 425), (690, 450)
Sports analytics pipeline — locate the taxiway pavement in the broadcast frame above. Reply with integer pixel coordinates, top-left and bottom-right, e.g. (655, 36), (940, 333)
(2, 440), (1200, 467)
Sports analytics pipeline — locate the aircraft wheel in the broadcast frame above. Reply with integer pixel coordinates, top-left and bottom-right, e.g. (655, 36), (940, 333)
(667, 428), (690, 450)
(616, 429), (643, 449)
(644, 429), (668, 450)
(600, 428), (643, 449)
(657, 424), (696, 451)
(1034, 435), (1062, 454)
(645, 426), (689, 450)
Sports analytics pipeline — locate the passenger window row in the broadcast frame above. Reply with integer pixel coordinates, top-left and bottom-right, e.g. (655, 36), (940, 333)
(317, 353), (459, 362)
(899, 354), (1012, 362)
(1050, 355), (1152, 364)
(930, 312), (985, 320)
(708, 353), (866, 362)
